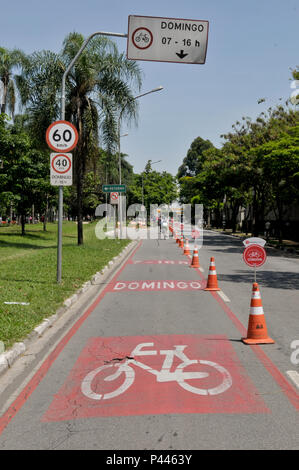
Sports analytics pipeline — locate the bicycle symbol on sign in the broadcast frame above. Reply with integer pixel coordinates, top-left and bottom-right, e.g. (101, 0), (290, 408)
(135, 32), (150, 43)
(132, 28), (153, 50)
(81, 342), (232, 400)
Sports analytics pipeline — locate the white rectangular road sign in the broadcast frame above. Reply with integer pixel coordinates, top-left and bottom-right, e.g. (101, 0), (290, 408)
(127, 15), (209, 64)
(50, 153), (73, 186)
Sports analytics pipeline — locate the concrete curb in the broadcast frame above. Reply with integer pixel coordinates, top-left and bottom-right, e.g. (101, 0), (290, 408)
(0, 240), (137, 378)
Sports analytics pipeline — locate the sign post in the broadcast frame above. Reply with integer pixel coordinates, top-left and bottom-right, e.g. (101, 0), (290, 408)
(56, 30), (127, 282)
(46, 121), (78, 283)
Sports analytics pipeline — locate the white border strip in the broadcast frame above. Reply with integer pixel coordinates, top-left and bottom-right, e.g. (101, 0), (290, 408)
(217, 290), (231, 302)
(286, 370), (299, 390)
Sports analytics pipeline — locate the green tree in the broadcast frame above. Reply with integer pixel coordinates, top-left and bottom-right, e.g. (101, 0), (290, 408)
(253, 125), (299, 242)
(177, 136), (214, 179)
(0, 114), (52, 234)
(219, 102), (299, 234)
(0, 47), (26, 117)
(16, 32), (142, 244)
(130, 160), (177, 216)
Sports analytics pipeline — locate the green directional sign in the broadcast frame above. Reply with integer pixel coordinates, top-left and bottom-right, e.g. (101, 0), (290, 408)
(102, 184), (126, 193)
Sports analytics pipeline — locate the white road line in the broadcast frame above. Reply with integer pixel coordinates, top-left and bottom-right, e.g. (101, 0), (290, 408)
(186, 254), (204, 272)
(286, 370), (299, 390)
(217, 290), (231, 302)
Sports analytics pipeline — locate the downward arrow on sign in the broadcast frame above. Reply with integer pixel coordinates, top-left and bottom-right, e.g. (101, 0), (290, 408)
(176, 50), (188, 59)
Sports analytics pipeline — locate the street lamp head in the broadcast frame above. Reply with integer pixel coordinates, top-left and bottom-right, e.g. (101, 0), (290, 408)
(134, 86), (164, 100)
(152, 86), (163, 92)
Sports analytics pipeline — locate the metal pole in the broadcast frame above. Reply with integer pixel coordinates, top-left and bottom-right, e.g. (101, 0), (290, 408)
(56, 186), (63, 282)
(141, 173), (147, 225)
(57, 30), (127, 282)
(118, 88), (163, 231)
(118, 116), (122, 239)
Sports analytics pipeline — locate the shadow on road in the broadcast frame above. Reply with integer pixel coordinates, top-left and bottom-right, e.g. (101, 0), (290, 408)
(219, 270), (299, 290)
(202, 232), (299, 259)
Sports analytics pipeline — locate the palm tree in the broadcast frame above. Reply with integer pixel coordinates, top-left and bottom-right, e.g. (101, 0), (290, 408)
(0, 47), (26, 117)
(16, 32), (142, 244)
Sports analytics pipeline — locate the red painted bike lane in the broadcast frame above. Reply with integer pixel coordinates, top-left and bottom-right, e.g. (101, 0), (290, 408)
(0, 238), (298, 448)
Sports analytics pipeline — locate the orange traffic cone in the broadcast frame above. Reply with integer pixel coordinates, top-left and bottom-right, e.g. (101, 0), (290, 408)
(190, 246), (200, 268)
(242, 283), (274, 345)
(184, 238), (191, 256)
(204, 257), (220, 291)
(176, 232), (180, 244)
(179, 235), (184, 248)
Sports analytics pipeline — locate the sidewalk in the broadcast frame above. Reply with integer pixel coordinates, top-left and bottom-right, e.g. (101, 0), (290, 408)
(209, 228), (299, 256)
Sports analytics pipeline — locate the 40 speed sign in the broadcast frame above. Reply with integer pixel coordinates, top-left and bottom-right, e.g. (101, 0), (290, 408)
(46, 120), (78, 152)
(50, 153), (72, 186)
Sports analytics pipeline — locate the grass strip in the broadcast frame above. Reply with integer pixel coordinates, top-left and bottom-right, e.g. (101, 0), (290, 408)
(0, 222), (129, 350)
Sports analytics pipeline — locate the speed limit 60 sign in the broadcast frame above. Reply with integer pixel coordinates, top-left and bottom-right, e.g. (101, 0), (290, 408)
(50, 153), (72, 186)
(46, 120), (78, 152)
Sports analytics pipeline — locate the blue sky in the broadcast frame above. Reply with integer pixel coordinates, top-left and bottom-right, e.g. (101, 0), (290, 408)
(1, 0), (298, 176)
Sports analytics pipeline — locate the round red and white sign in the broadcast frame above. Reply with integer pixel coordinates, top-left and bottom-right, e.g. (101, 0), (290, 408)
(46, 120), (78, 152)
(110, 192), (119, 202)
(51, 154), (72, 174)
(243, 244), (267, 268)
(132, 27), (153, 49)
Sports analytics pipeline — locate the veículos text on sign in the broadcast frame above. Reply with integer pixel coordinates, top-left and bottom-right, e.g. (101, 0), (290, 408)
(127, 15), (209, 64)
(50, 153), (73, 186)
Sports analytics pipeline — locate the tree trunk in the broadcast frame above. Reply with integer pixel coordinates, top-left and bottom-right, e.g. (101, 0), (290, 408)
(0, 79), (8, 115)
(277, 198), (284, 245)
(252, 188), (260, 236)
(75, 145), (84, 245)
(21, 213), (25, 236)
(75, 106), (84, 246)
(43, 196), (48, 231)
(77, 173), (83, 245)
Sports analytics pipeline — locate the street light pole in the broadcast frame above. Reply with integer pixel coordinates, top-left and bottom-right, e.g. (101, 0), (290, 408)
(118, 131), (128, 239)
(141, 159), (162, 225)
(57, 30), (127, 283)
(117, 86), (163, 237)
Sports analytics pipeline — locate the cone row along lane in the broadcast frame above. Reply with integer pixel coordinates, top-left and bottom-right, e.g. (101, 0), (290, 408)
(0, 231), (298, 450)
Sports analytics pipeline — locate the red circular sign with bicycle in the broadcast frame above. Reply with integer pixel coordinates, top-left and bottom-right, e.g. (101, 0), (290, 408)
(132, 27), (153, 49)
(243, 244), (267, 268)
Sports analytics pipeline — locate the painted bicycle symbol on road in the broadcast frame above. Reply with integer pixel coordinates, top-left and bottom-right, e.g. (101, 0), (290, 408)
(81, 342), (232, 400)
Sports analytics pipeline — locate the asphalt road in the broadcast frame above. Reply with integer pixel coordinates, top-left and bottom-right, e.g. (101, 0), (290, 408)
(0, 230), (298, 450)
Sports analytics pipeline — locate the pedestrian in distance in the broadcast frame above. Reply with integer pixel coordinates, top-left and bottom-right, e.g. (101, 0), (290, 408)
(161, 218), (168, 239)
